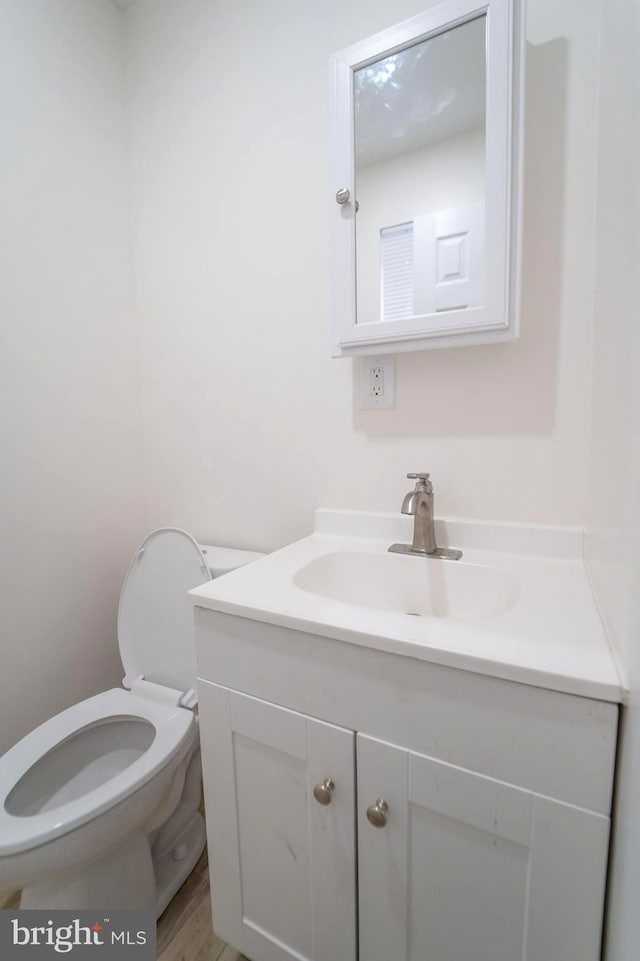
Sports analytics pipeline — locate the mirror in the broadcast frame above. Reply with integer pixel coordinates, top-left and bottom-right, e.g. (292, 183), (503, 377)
(355, 17), (486, 326)
(330, 0), (524, 355)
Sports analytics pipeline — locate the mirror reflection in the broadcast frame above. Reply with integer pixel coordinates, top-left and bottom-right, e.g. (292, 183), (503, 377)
(354, 16), (487, 326)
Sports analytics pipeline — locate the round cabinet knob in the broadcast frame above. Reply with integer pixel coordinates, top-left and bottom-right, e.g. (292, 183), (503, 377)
(366, 799), (389, 828)
(335, 187), (351, 205)
(313, 778), (335, 805)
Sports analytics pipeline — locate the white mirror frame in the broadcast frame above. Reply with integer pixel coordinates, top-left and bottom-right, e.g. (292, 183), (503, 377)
(329, 0), (525, 356)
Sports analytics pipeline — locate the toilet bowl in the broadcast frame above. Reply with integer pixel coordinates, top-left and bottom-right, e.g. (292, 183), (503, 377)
(0, 528), (264, 914)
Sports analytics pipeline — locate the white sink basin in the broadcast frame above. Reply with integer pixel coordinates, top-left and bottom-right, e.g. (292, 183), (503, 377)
(293, 550), (520, 620)
(188, 511), (623, 701)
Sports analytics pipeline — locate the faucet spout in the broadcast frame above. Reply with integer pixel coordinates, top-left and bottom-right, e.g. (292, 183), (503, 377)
(400, 490), (420, 515)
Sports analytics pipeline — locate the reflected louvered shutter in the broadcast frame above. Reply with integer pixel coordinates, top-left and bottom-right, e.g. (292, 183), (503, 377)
(381, 222), (413, 322)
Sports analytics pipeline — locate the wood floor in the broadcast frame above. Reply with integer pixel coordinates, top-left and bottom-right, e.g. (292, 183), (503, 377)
(0, 887), (19, 910)
(1, 848), (248, 961)
(157, 847), (248, 961)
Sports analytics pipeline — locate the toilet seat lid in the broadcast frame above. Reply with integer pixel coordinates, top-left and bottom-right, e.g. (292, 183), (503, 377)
(117, 528), (211, 694)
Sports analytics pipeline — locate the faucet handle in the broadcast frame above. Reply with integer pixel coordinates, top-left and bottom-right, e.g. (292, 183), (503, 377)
(407, 472), (433, 493)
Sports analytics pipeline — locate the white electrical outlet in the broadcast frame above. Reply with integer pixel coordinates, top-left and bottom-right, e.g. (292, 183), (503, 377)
(370, 366), (384, 396)
(359, 354), (395, 410)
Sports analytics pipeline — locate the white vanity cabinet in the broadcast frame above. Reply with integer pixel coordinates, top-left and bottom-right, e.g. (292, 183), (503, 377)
(195, 610), (617, 961)
(198, 684), (357, 961)
(357, 735), (610, 961)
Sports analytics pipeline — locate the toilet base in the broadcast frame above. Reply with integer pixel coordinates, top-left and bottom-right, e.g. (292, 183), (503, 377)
(155, 810), (207, 917)
(20, 828), (157, 912)
(19, 812), (206, 916)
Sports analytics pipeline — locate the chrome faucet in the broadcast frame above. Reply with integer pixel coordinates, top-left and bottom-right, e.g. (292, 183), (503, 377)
(389, 473), (462, 560)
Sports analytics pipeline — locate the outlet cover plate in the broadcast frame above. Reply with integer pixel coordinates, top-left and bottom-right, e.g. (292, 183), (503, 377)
(359, 354), (395, 410)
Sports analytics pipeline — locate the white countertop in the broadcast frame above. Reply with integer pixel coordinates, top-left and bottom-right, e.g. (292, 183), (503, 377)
(190, 511), (624, 704)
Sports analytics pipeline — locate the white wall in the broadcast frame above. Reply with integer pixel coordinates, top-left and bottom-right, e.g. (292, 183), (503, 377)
(585, 0), (640, 956)
(356, 129), (485, 323)
(125, 0), (601, 552)
(0, 0), (147, 753)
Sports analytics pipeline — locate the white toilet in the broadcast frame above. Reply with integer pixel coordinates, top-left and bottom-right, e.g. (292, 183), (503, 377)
(0, 528), (264, 914)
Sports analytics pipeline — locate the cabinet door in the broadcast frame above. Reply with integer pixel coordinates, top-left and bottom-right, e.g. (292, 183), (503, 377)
(357, 734), (610, 961)
(198, 681), (357, 961)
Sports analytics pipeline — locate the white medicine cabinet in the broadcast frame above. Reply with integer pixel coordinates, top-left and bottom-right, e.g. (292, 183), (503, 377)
(329, 0), (526, 356)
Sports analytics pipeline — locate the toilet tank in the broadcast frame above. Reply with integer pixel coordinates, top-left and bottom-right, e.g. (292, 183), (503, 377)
(199, 545), (266, 579)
